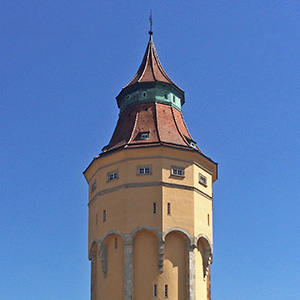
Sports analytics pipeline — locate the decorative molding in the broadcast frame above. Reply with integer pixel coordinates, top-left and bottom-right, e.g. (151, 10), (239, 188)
(123, 233), (133, 300)
(187, 245), (196, 300)
(99, 242), (107, 278)
(196, 235), (213, 280)
(94, 227), (212, 296)
(100, 230), (125, 244)
(88, 239), (99, 261)
(129, 226), (164, 272)
(89, 181), (212, 206)
(163, 227), (193, 245)
(158, 239), (165, 272)
(196, 234), (213, 257)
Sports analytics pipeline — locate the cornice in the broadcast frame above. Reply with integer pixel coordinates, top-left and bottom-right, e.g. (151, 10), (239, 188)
(88, 181), (212, 207)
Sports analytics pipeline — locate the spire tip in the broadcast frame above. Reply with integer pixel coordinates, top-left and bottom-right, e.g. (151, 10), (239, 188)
(149, 10), (153, 35)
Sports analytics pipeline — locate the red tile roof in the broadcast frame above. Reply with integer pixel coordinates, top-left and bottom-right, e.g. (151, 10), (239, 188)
(103, 102), (201, 153)
(124, 34), (176, 88)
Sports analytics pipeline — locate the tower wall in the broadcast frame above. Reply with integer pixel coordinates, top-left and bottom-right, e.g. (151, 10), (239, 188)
(85, 147), (215, 300)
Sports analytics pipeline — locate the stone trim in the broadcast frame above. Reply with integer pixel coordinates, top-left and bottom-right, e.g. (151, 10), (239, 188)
(158, 239), (164, 272)
(196, 235), (213, 280)
(123, 234), (133, 300)
(88, 239), (99, 261)
(89, 181), (212, 206)
(188, 245), (196, 300)
(196, 234), (213, 255)
(163, 227), (193, 244)
(129, 226), (164, 273)
(91, 228), (212, 299)
(89, 241), (98, 300)
(100, 230), (125, 243)
(99, 243), (107, 278)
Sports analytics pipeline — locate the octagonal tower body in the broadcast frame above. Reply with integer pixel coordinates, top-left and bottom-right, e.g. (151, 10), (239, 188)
(84, 32), (218, 300)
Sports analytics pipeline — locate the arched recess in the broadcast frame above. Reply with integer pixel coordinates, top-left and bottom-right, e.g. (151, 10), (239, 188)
(133, 229), (160, 300)
(130, 226), (164, 272)
(164, 230), (190, 300)
(100, 229), (125, 244)
(163, 227), (192, 245)
(98, 232), (124, 300)
(89, 240), (98, 300)
(196, 235), (213, 279)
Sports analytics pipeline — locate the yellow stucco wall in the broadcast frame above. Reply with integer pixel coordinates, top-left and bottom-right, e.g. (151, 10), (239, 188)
(84, 146), (216, 300)
(98, 234), (124, 300)
(133, 230), (159, 299)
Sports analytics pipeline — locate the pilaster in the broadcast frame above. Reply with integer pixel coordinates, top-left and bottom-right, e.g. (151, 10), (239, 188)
(124, 234), (133, 300)
(188, 245), (196, 300)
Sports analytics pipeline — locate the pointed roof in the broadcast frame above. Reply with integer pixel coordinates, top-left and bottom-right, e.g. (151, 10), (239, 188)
(102, 102), (201, 154)
(124, 32), (177, 88)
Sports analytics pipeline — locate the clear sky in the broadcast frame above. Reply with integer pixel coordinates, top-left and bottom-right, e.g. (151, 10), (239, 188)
(1, 1), (300, 299)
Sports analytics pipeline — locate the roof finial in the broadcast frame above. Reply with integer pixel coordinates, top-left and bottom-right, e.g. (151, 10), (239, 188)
(149, 10), (153, 36)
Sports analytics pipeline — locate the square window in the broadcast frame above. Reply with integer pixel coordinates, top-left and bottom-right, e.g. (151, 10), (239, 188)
(199, 174), (207, 186)
(107, 170), (118, 182)
(171, 167), (185, 177)
(137, 165), (152, 175)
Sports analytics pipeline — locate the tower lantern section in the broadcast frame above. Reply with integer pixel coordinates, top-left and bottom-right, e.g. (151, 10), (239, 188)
(84, 32), (218, 300)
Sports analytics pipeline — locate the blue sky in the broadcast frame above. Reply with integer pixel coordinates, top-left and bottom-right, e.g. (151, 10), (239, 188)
(1, 1), (300, 299)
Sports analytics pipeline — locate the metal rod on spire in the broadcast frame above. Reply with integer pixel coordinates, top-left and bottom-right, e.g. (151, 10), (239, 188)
(149, 10), (153, 35)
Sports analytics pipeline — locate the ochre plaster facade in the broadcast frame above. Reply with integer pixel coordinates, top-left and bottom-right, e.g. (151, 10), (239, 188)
(84, 31), (217, 300)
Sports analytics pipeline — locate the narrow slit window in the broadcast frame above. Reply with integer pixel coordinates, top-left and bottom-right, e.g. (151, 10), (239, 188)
(91, 181), (97, 193)
(154, 284), (157, 297)
(153, 202), (157, 214)
(96, 214), (98, 225)
(115, 237), (118, 249)
(207, 214), (210, 226)
(165, 284), (168, 298)
(167, 202), (171, 215)
(103, 210), (106, 222)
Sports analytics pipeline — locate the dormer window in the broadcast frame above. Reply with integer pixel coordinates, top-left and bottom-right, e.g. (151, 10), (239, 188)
(186, 136), (197, 148)
(164, 92), (168, 99)
(140, 132), (150, 140)
(190, 141), (196, 148)
(142, 91), (147, 98)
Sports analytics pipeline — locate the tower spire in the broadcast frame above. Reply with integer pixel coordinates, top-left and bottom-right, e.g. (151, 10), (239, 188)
(149, 10), (153, 36)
